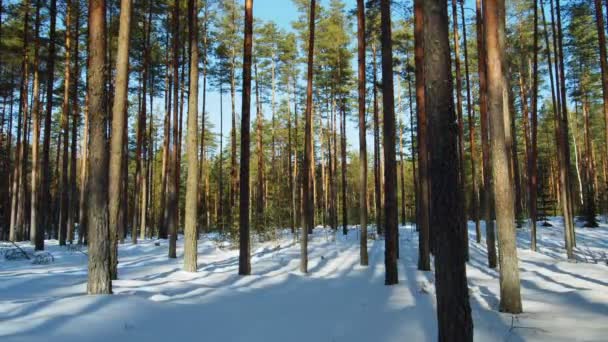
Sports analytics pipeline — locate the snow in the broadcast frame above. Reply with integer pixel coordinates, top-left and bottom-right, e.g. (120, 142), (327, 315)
(1, 219), (607, 342)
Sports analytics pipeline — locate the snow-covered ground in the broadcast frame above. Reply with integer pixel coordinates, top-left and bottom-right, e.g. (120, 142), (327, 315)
(1, 218), (607, 342)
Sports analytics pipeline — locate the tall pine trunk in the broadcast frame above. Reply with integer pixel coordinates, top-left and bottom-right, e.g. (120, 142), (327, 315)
(414, 0), (430, 271)
(484, 0), (523, 314)
(59, 0), (72, 246)
(183, 0), (200, 273)
(238, 0), (253, 276)
(357, 0), (368, 266)
(87, 0), (112, 295)
(167, 0), (180, 259)
(108, 0), (132, 280)
(461, 0), (481, 244)
(423, 0), (473, 338)
(301, 0), (316, 274)
(380, 0), (398, 286)
(476, 0), (497, 268)
(30, 0), (42, 249)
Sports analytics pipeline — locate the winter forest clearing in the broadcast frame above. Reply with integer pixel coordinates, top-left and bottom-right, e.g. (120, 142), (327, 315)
(2, 0), (608, 340)
(1, 222), (607, 342)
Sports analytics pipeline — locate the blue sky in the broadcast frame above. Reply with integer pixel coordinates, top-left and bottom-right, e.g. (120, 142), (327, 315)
(197, 0), (382, 156)
(184, 0), (478, 156)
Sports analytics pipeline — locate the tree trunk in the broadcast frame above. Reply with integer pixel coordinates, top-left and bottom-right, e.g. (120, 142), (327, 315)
(58, 0), (72, 246)
(30, 0), (43, 250)
(451, 0), (468, 260)
(484, 0), (523, 314)
(41, 0), (57, 246)
(476, 0), (497, 268)
(371, 43), (382, 237)
(357, 0), (368, 266)
(461, 0), (480, 244)
(340, 101), (347, 235)
(554, 0), (575, 257)
(108, 0), (132, 280)
(78, 94), (89, 245)
(301, 0), (316, 274)
(167, 0), (180, 259)
(67, 4), (80, 244)
(380, 0), (398, 286)
(423, 0), (474, 339)
(414, 0), (430, 271)
(87, 0), (112, 295)
(238, 0), (253, 276)
(183, 0), (200, 273)
(530, 0), (539, 250)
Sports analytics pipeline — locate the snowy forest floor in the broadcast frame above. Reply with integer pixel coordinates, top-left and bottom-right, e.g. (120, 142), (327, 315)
(1, 218), (607, 342)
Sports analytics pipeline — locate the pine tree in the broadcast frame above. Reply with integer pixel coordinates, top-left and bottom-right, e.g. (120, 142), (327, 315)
(238, 0), (253, 276)
(484, 0), (523, 314)
(357, 0), (368, 266)
(87, 0), (112, 295)
(108, 0), (132, 280)
(423, 0), (473, 338)
(301, 0), (316, 274)
(183, 0), (200, 273)
(379, 0), (398, 286)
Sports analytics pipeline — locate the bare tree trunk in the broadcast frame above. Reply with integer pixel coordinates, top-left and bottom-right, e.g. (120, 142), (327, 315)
(380, 0), (398, 286)
(41, 0), (57, 245)
(476, 0), (497, 268)
(87, 0), (112, 295)
(108, 0), (132, 280)
(159, 36), (171, 239)
(301, 0), (316, 274)
(530, 0), (539, 251)
(78, 94), (89, 245)
(183, 0), (199, 273)
(484, 0), (523, 314)
(423, 0), (474, 339)
(340, 101), (347, 235)
(238, 0), (253, 276)
(30, 0), (43, 249)
(357, 0), (368, 266)
(254, 63), (264, 230)
(554, 0), (575, 256)
(461, 0), (480, 244)
(58, 0), (72, 246)
(451, 0), (469, 260)
(414, 0), (430, 271)
(167, 0), (180, 259)
(67, 4), (80, 244)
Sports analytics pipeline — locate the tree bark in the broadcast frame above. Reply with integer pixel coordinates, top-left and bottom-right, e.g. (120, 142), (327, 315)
(167, 0), (180, 259)
(476, 0), (497, 268)
(41, 0), (57, 245)
(183, 0), (200, 273)
(530, 0), (539, 250)
(30, 0), (43, 249)
(58, 0), (72, 246)
(87, 0), (112, 295)
(461, 0), (481, 244)
(301, 0), (316, 274)
(414, 0), (430, 271)
(380, 0), (398, 286)
(423, 0), (474, 338)
(108, 0), (132, 280)
(238, 0), (253, 276)
(484, 0), (523, 314)
(357, 0), (368, 266)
